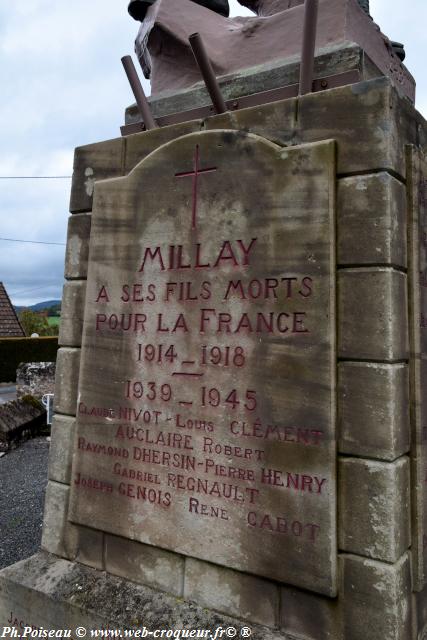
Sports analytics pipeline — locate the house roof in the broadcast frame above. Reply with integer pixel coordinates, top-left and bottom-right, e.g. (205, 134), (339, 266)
(0, 282), (25, 337)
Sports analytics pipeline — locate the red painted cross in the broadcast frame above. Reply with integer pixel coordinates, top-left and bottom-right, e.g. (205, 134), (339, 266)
(175, 145), (217, 230)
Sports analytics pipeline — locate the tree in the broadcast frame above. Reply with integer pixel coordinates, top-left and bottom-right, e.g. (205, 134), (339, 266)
(18, 310), (58, 337)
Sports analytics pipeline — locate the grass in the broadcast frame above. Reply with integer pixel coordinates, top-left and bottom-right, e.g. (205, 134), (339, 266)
(47, 316), (60, 327)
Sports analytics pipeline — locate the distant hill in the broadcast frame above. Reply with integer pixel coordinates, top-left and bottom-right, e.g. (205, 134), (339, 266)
(15, 300), (61, 313)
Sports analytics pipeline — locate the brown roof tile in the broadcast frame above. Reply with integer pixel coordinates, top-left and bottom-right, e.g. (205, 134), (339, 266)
(0, 282), (25, 337)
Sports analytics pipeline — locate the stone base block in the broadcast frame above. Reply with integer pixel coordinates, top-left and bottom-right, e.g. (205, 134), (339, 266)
(1, 552), (416, 639)
(0, 553), (288, 640)
(340, 553), (412, 640)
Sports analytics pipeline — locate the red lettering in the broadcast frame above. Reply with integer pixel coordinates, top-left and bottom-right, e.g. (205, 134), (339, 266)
(96, 313), (106, 330)
(120, 283), (155, 303)
(293, 312), (309, 333)
(138, 246), (165, 272)
(277, 312), (290, 333)
(281, 277), (298, 298)
(256, 312), (274, 333)
(74, 473), (113, 493)
(299, 276), (313, 297)
(156, 313), (188, 333)
(265, 278), (279, 299)
(199, 309), (310, 334)
(118, 482), (171, 506)
(224, 280), (246, 300)
(230, 420), (323, 445)
(235, 313), (252, 332)
(237, 238), (257, 265)
(200, 308), (216, 332)
(176, 245), (191, 269)
(248, 279), (262, 299)
(96, 285), (109, 302)
(173, 313), (189, 333)
(195, 243), (211, 269)
(201, 281), (211, 300)
(189, 497), (229, 520)
(218, 313), (232, 333)
(213, 241), (238, 268)
(260, 470), (327, 494)
(247, 512), (321, 541)
(95, 313), (147, 332)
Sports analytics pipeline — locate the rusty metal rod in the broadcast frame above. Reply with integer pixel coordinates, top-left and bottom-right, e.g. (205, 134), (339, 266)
(189, 33), (228, 114)
(121, 55), (158, 130)
(299, 0), (319, 96)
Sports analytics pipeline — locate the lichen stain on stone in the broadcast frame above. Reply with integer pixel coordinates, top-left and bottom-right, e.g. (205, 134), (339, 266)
(68, 236), (82, 267)
(374, 126), (388, 148)
(351, 80), (383, 103)
(368, 494), (386, 558)
(356, 180), (368, 191)
(84, 168), (95, 197)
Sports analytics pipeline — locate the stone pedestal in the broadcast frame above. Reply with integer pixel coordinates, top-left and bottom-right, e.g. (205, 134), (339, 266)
(1, 74), (427, 640)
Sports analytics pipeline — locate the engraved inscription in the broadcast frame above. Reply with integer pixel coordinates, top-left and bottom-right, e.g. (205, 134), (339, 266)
(69, 132), (337, 596)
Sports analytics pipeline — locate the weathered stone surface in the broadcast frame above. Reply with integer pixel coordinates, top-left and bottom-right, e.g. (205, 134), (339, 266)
(75, 526), (104, 571)
(69, 132), (337, 595)
(205, 78), (416, 178)
(0, 554), (108, 633)
(41, 482), (78, 560)
(0, 552), (288, 639)
(407, 146), (427, 591)
(59, 281), (87, 347)
(339, 457), (410, 563)
(53, 348), (80, 416)
(16, 362), (55, 400)
(126, 44), (380, 124)
(414, 579), (427, 640)
(337, 172), (407, 267)
(296, 78), (415, 178)
(64, 214), (91, 279)
(417, 112), (427, 150)
(124, 121), (203, 174)
(0, 54), (423, 640)
(0, 397), (45, 443)
(70, 138), (124, 213)
(338, 362), (410, 460)
(205, 98), (297, 148)
(105, 534), (184, 596)
(338, 268), (408, 361)
(340, 553), (412, 640)
(184, 558), (279, 627)
(280, 584), (341, 640)
(48, 414), (75, 484)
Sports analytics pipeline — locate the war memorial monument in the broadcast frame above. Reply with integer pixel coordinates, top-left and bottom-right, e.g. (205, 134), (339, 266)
(1, 0), (427, 637)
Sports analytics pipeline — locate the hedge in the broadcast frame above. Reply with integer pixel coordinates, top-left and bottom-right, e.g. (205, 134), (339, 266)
(0, 337), (59, 383)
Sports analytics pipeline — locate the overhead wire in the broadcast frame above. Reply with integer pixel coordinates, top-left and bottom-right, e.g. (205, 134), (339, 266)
(0, 176), (71, 179)
(0, 237), (66, 246)
(9, 284), (59, 296)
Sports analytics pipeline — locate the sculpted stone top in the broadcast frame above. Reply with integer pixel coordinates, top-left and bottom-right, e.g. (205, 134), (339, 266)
(128, 0), (230, 20)
(128, 0), (370, 21)
(127, 0), (413, 103)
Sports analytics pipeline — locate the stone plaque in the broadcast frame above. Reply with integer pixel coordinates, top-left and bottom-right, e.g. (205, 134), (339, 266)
(408, 146), (427, 590)
(69, 131), (337, 596)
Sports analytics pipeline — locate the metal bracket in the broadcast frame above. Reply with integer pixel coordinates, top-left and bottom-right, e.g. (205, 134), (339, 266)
(120, 69), (361, 137)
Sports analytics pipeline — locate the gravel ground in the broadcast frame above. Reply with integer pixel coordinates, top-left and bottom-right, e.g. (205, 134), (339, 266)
(0, 437), (50, 569)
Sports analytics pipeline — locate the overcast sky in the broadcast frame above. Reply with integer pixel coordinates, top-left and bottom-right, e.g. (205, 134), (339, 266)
(0, 0), (425, 307)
